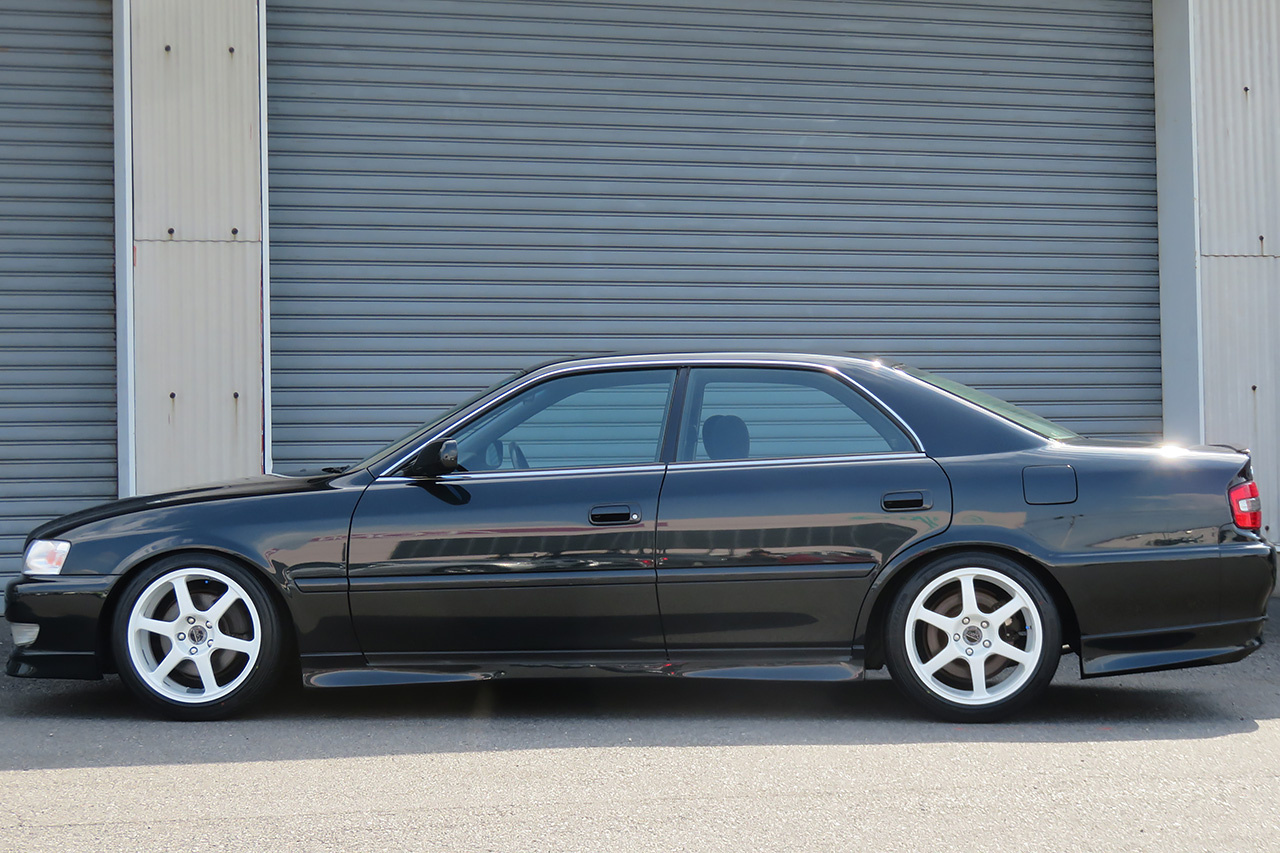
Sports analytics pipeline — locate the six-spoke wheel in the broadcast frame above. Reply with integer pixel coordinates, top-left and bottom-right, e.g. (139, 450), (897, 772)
(885, 552), (1061, 722)
(108, 550), (1059, 722)
(112, 554), (283, 720)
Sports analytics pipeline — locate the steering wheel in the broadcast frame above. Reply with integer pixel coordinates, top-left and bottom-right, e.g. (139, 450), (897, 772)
(508, 441), (530, 469)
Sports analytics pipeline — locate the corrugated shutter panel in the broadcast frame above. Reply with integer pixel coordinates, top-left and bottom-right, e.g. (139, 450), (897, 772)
(0, 0), (116, 572)
(267, 0), (1159, 470)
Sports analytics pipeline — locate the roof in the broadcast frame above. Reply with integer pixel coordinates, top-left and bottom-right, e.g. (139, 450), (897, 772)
(520, 351), (889, 376)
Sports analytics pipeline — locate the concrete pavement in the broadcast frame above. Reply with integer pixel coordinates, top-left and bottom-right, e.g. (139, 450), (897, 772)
(2, 609), (1278, 852)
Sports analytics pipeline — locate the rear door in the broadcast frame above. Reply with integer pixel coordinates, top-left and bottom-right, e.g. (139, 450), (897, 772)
(655, 366), (951, 658)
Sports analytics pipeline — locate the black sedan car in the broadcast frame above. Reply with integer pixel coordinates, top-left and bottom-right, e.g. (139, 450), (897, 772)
(6, 353), (1275, 721)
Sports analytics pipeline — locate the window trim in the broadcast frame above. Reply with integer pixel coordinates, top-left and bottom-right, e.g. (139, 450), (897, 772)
(446, 367), (678, 473)
(382, 365), (681, 477)
(378, 462), (670, 484)
(673, 365), (920, 464)
(377, 358), (923, 478)
(666, 451), (927, 472)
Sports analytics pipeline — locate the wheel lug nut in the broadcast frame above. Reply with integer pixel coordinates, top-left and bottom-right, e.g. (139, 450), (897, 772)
(177, 632), (186, 641)
(962, 617), (970, 624)
(983, 640), (992, 648)
(965, 648), (974, 656)
(981, 621), (989, 628)
(189, 647), (198, 655)
(207, 640), (214, 647)
(953, 633), (960, 641)
(187, 616), (195, 624)
(206, 621), (213, 629)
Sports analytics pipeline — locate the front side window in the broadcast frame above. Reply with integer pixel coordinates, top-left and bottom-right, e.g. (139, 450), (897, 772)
(677, 367), (915, 462)
(449, 369), (677, 472)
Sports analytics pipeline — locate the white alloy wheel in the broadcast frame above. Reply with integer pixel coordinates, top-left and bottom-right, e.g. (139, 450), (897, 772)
(125, 567), (263, 705)
(903, 566), (1044, 707)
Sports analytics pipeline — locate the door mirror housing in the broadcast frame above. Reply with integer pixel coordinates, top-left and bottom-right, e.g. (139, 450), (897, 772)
(405, 438), (459, 478)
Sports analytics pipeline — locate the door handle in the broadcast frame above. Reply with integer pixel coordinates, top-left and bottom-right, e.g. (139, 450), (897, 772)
(589, 504), (641, 525)
(882, 490), (931, 511)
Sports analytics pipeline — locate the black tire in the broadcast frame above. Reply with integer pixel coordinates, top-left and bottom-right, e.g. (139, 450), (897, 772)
(884, 551), (1061, 723)
(111, 553), (285, 720)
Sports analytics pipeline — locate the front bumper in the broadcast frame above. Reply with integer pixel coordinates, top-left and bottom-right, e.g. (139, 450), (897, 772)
(0, 571), (16, 617)
(5, 573), (116, 680)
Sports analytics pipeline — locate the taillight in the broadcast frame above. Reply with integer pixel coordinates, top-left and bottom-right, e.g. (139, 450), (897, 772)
(1229, 480), (1262, 530)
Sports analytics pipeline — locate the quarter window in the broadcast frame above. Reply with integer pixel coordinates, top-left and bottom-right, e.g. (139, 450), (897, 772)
(678, 367), (914, 462)
(451, 369), (676, 471)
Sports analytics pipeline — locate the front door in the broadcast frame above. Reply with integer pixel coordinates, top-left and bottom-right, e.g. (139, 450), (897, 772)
(655, 366), (952, 658)
(348, 367), (677, 665)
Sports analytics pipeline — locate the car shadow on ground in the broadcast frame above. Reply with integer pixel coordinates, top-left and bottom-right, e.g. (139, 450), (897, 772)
(3, 630), (1276, 772)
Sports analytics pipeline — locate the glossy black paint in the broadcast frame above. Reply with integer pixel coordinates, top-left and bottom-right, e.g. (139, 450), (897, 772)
(6, 353), (1274, 696)
(348, 467), (666, 659)
(655, 455), (950, 652)
(8, 469), (372, 679)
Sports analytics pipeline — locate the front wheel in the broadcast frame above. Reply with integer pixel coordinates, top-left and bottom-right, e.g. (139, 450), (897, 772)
(111, 554), (285, 720)
(884, 553), (1061, 722)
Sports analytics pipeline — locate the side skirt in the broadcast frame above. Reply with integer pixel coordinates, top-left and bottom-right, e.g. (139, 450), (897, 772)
(300, 651), (865, 688)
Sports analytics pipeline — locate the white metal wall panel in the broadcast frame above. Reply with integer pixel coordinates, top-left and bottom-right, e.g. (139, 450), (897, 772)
(131, 0), (264, 242)
(0, 0), (116, 571)
(1195, 0), (1279, 532)
(133, 242), (265, 493)
(1202, 256), (1280, 534)
(129, 0), (267, 495)
(1194, 0), (1280, 257)
(267, 0), (1160, 470)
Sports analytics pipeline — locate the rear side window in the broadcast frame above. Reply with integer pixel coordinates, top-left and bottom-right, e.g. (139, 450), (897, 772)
(677, 367), (915, 462)
(900, 366), (1079, 441)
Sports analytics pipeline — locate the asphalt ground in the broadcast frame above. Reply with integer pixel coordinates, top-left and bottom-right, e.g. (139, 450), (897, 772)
(2, 608), (1279, 853)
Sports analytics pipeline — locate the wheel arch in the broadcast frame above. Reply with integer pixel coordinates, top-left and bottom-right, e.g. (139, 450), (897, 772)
(860, 541), (1080, 669)
(98, 546), (299, 675)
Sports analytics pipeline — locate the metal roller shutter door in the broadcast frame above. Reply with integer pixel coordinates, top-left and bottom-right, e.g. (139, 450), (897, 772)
(267, 0), (1159, 471)
(0, 0), (116, 573)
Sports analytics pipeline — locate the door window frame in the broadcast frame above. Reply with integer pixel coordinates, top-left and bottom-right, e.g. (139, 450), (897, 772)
(672, 365), (918, 464)
(383, 366), (683, 478)
(376, 358), (923, 479)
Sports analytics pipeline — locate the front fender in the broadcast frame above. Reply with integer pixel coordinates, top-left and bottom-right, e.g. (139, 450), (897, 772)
(53, 486), (366, 656)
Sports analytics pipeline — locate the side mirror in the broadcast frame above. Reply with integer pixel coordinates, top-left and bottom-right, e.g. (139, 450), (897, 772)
(405, 439), (459, 478)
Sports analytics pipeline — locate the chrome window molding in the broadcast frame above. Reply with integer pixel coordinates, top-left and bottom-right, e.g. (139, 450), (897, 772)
(376, 357), (926, 478)
(666, 451), (927, 472)
(377, 463), (669, 484)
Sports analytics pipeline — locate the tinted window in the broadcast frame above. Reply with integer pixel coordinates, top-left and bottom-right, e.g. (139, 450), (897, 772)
(451, 369), (676, 471)
(678, 368), (914, 462)
(900, 366), (1079, 441)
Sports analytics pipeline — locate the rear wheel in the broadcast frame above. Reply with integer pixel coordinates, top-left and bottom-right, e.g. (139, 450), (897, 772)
(885, 552), (1061, 722)
(112, 554), (285, 720)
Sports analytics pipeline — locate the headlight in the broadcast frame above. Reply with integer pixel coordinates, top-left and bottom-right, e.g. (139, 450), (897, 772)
(23, 540), (71, 575)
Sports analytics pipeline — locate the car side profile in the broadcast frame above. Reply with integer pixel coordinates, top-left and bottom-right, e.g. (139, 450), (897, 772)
(6, 353), (1275, 721)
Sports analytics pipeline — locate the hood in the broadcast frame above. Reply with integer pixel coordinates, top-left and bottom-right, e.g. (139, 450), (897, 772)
(27, 471), (343, 542)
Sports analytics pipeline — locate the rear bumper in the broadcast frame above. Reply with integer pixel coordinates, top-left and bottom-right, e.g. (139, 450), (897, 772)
(5, 573), (115, 681)
(1271, 541), (1279, 596)
(1080, 614), (1265, 678)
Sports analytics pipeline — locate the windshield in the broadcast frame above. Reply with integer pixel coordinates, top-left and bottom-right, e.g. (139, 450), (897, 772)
(901, 366), (1079, 441)
(351, 371), (526, 472)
